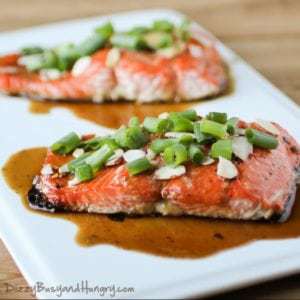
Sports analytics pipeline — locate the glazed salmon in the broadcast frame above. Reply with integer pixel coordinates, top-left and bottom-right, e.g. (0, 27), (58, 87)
(29, 113), (300, 222)
(0, 39), (227, 103)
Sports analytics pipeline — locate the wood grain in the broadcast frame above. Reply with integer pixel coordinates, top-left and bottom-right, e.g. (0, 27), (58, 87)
(0, 0), (299, 299)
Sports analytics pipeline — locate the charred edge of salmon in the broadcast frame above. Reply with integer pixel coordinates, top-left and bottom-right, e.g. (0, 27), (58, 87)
(28, 185), (59, 213)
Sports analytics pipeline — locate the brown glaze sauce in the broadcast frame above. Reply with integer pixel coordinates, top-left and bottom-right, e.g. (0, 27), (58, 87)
(29, 101), (192, 129)
(2, 147), (300, 259)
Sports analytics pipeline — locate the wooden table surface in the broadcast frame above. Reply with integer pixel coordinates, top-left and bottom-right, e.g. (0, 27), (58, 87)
(0, 0), (299, 299)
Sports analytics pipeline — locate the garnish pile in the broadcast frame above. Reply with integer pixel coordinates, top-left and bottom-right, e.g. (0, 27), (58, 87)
(18, 19), (190, 75)
(47, 110), (279, 186)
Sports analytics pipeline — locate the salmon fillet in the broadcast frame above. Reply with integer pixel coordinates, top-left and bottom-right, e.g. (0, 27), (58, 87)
(0, 39), (227, 102)
(29, 122), (300, 222)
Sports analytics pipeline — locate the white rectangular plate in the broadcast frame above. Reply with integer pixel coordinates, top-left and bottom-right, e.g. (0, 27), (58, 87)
(0, 9), (300, 300)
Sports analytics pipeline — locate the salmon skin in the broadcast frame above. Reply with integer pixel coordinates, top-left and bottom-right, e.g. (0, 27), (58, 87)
(0, 39), (227, 103)
(28, 119), (300, 222)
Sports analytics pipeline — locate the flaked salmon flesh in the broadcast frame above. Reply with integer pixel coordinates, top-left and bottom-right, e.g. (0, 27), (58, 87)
(29, 122), (300, 222)
(0, 39), (227, 102)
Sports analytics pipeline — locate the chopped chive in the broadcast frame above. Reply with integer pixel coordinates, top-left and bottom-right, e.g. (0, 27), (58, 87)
(245, 128), (278, 149)
(210, 139), (233, 160)
(200, 119), (227, 139)
(150, 138), (178, 154)
(169, 115), (194, 132)
(152, 20), (174, 32)
(128, 116), (140, 127)
(189, 144), (204, 164)
(114, 126), (149, 149)
(85, 144), (114, 172)
(94, 22), (114, 39)
(206, 112), (227, 124)
(143, 117), (171, 133)
(51, 132), (81, 155)
(193, 122), (215, 144)
(163, 143), (188, 166)
(226, 117), (239, 135)
(126, 157), (153, 175)
(74, 162), (93, 182)
(170, 109), (197, 121)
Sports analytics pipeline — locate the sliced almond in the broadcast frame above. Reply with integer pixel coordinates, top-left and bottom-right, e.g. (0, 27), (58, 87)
(217, 157), (238, 179)
(201, 157), (215, 165)
(40, 68), (62, 81)
(256, 119), (279, 135)
(106, 149), (124, 166)
(106, 48), (121, 68)
(72, 148), (85, 158)
(123, 149), (146, 163)
(41, 164), (53, 175)
(68, 177), (80, 187)
(232, 136), (253, 161)
(71, 56), (91, 77)
(165, 132), (195, 139)
(59, 164), (69, 174)
(158, 112), (169, 119)
(146, 148), (156, 160)
(154, 165), (186, 180)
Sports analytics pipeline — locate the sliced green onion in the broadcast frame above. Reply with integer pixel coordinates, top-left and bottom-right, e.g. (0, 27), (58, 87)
(200, 119), (227, 139)
(66, 152), (91, 173)
(163, 143), (188, 166)
(226, 117), (239, 135)
(152, 20), (174, 32)
(114, 126), (149, 149)
(193, 122), (215, 144)
(126, 157), (153, 175)
(144, 32), (173, 49)
(178, 134), (195, 143)
(21, 46), (44, 56)
(85, 144), (114, 172)
(176, 19), (190, 41)
(82, 136), (119, 151)
(94, 22), (114, 39)
(206, 112), (227, 124)
(128, 116), (140, 127)
(77, 33), (107, 56)
(210, 139), (233, 160)
(169, 115), (194, 132)
(189, 144), (204, 164)
(170, 109), (197, 121)
(128, 26), (150, 35)
(245, 128), (278, 149)
(74, 162), (93, 182)
(20, 50), (58, 72)
(110, 33), (145, 50)
(150, 138), (178, 154)
(55, 43), (79, 71)
(143, 117), (171, 133)
(51, 132), (81, 155)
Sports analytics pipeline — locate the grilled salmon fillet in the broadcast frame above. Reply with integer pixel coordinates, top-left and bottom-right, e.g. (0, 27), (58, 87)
(28, 117), (300, 222)
(0, 39), (227, 102)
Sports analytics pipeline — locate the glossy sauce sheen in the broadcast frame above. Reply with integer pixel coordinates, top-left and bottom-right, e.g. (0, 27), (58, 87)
(2, 147), (300, 259)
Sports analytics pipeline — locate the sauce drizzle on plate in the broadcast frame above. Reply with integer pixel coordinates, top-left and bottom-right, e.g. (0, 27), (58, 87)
(2, 147), (300, 259)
